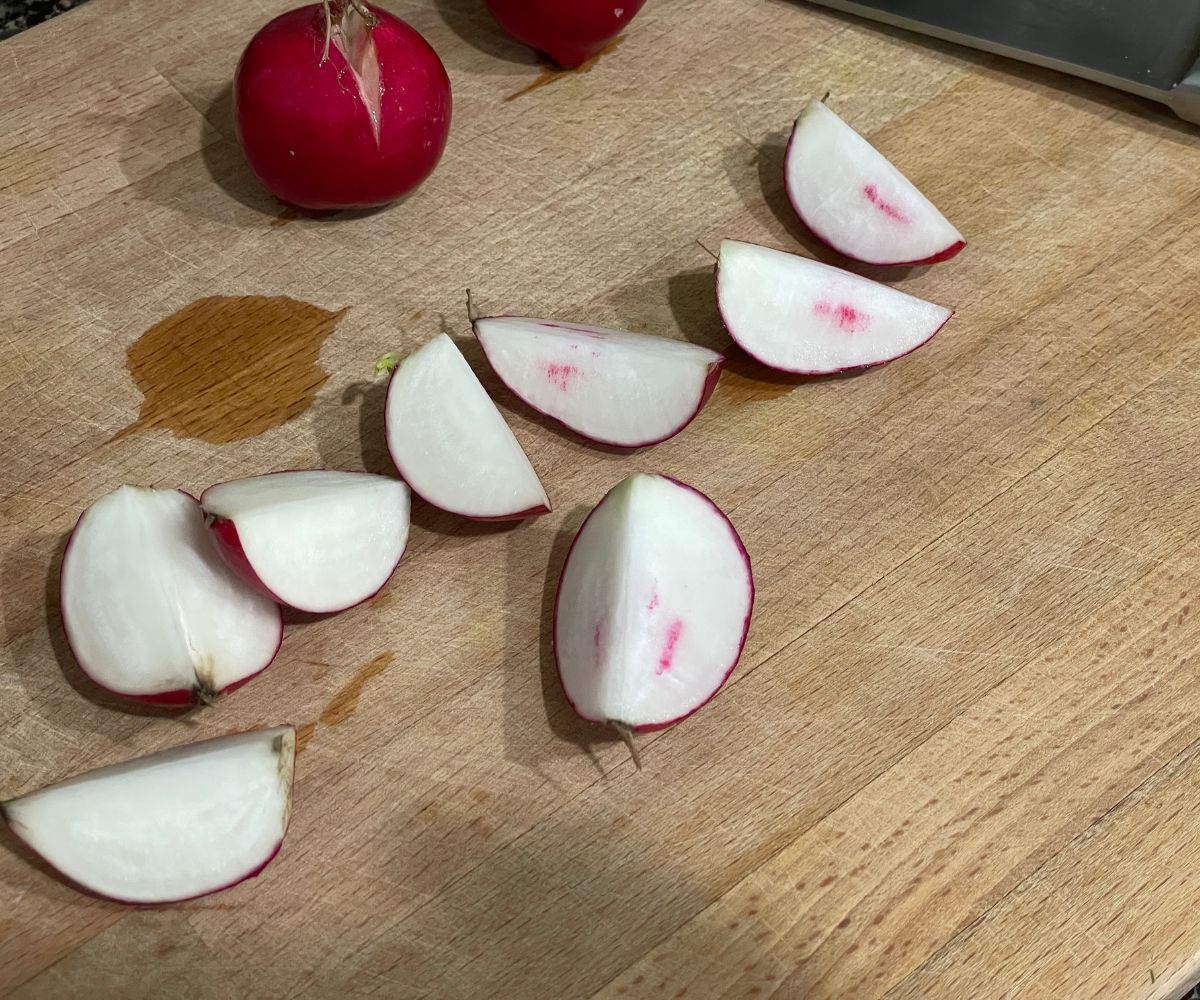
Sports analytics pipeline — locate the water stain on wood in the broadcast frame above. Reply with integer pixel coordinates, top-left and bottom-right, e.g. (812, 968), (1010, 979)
(504, 36), (624, 102)
(271, 206), (302, 228)
(294, 721), (318, 754)
(112, 296), (346, 444)
(319, 652), (394, 728)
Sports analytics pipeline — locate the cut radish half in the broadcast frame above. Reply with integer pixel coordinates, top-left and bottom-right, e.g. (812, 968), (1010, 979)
(201, 470), (411, 614)
(554, 473), (753, 734)
(785, 99), (965, 266)
(60, 486), (283, 706)
(716, 239), (953, 374)
(472, 317), (724, 448)
(383, 334), (550, 520)
(2, 727), (295, 904)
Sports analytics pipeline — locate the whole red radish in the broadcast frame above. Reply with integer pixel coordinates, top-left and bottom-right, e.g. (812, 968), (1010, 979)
(484, 0), (647, 67)
(234, 1), (452, 210)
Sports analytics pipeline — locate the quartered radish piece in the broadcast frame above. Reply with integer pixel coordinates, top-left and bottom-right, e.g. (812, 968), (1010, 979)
(472, 316), (724, 448)
(202, 470), (411, 614)
(716, 239), (953, 374)
(2, 727), (295, 904)
(383, 333), (550, 520)
(785, 98), (965, 266)
(61, 486), (283, 706)
(554, 474), (753, 749)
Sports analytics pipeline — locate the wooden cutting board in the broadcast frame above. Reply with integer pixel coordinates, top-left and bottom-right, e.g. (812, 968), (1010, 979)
(4, 1), (1200, 996)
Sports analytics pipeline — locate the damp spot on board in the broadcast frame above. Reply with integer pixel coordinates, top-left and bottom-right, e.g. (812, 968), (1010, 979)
(319, 651), (395, 727)
(294, 721), (318, 753)
(814, 300), (869, 334)
(545, 361), (580, 391)
(271, 206), (302, 228)
(862, 184), (907, 224)
(656, 619), (683, 675)
(112, 296), (347, 444)
(504, 36), (625, 102)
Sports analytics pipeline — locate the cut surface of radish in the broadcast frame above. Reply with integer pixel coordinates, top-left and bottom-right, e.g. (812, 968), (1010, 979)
(554, 473), (753, 731)
(202, 470), (410, 614)
(716, 240), (953, 374)
(61, 486), (283, 705)
(2, 727), (295, 904)
(785, 99), (965, 266)
(384, 333), (550, 520)
(472, 317), (724, 448)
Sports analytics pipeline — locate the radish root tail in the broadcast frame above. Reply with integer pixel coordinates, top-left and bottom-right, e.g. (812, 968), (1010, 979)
(610, 721), (642, 771)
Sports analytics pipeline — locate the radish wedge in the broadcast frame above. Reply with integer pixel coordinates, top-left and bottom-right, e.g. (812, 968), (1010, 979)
(202, 471), (411, 614)
(473, 317), (724, 447)
(554, 474), (753, 733)
(785, 99), (965, 267)
(716, 239), (953, 374)
(2, 727), (295, 904)
(383, 334), (550, 520)
(61, 486), (283, 706)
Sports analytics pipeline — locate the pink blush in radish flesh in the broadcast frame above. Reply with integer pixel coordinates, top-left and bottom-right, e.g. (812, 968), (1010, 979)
(814, 300), (870, 334)
(544, 362), (581, 391)
(656, 619), (684, 675)
(862, 184), (908, 223)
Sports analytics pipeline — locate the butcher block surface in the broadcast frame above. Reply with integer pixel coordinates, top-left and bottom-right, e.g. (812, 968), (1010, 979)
(3, 1), (1200, 997)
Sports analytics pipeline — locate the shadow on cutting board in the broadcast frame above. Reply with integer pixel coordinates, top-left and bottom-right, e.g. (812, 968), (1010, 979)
(430, 0), (540, 69)
(500, 505), (631, 777)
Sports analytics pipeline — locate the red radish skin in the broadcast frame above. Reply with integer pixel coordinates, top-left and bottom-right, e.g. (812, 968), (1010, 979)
(553, 475), (754, 735)
(209, 517), (280, 603)
(60, 489), (284, 708)
(234, 3), (452, 210)
(484, 0), (647, 67)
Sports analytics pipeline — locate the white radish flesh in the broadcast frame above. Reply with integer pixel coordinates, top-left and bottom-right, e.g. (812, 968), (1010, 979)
(473, 316), (724, 448)
(785, 99), (965, 266)
(2, 727), (295, 904)
(555, 473), (753, 731)
(717, 239), (953, 374)
(384, 334), (550, 520)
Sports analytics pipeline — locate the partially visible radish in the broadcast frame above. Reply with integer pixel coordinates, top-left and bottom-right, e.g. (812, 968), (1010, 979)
(61, 486), (283, 706)
(554, 474), (753, 758)
(484, 0), (647, 67)
(472, 316), (724, 448)
(2, 727), (295, 904)
(717, 239), (953, 374)
(234, 1), (452, 210)
(201, 471), (411, 614)
(785, 98), (964, 266)
(382, 334), (551, 520)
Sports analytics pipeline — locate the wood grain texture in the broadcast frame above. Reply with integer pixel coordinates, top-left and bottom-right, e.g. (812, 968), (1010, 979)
(2, 1), (1200, 997)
